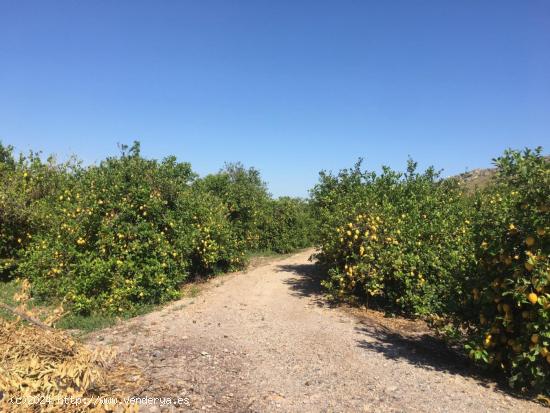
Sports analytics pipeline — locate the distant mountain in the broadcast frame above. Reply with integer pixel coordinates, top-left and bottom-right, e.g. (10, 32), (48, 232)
(455, 167), (496, 190)
(453, 155), (549, 191)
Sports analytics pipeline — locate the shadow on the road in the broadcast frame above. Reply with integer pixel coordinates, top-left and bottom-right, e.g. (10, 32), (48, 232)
(279, 262), (472, 374)
(356, 318), (473, 375)
(277, 262), (333, 307)
(354, 320), (537, 402)
(275, 261), (536, 403)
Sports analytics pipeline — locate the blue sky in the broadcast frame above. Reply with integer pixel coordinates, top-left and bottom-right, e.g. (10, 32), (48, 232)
(1, 1), (549, 197)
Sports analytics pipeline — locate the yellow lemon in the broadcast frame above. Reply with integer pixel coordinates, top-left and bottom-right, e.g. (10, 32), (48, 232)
(527, 292), (538, 305)
(525, 236), (535, 247)
(531, 334), (539, 344)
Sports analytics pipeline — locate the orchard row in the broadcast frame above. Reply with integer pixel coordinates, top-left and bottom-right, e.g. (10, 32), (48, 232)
(0, 141), (314, 315)
(310, 148), (549, 394)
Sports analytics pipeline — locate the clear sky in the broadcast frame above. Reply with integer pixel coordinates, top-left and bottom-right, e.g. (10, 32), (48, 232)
(1, 1), (549, 197)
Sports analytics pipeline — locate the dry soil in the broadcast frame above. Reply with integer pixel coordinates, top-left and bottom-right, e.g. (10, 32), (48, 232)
(89, 249), (547, 412)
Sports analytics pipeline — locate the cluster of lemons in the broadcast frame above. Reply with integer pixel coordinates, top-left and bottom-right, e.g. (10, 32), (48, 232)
(27, 181), (193, 313)
(193, 221), (221, 267)
(336, 214), (384, 244)
(333, 213), (430, 296)
(472, 223), (549, 373)
(191, 213), (244, 271)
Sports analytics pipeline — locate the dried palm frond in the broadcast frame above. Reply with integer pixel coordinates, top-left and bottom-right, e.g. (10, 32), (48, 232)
(0, 318), (142, 412)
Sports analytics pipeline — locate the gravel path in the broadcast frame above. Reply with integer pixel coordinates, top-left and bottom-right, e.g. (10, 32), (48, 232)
(90, 249), (546, 412)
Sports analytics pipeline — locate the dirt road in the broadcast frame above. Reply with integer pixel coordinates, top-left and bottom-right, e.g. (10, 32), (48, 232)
(90, 249), (545, 412)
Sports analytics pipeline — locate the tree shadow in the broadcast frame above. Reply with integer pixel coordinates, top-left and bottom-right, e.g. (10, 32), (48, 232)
(276, 261), (537, 404)
(277, 262), (335, 307)
(356, 317), (473, 376)
(354, 319), (538, 403)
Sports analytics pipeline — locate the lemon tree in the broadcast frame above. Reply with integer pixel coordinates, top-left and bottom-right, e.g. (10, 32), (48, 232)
(17, 143), (246, 314)
(3, 141), (313, 316)
(312, 159), (475, 316)
(198, 163), (315, 254)
(0, 141), (74, 279)
(462, 148), (549, 393)
(311, 148), (549, 395)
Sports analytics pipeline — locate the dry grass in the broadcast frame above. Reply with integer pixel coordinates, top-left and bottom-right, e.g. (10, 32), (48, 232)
(0, 281), (143, 412)
(0, 318), (144, 412)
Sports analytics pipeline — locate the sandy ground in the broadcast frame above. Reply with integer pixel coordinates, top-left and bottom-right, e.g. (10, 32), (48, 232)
(89, 249), (546, 412)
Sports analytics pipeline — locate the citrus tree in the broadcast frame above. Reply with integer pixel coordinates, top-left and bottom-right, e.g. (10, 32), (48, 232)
(197, 163), (315, 254)
(311, 148), (549, 395)
(258, 197), (315, 253)
(17, 143), (246, 314)
(312, 159), (476, 316)
(462, 148), (549, 393)
(0, 141), (75, 279)
(196, 162), (270, 250)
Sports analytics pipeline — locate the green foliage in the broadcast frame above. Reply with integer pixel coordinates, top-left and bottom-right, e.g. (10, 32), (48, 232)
(17, 142), (246, 315)
(312, 159), (476, 316)
(0, 141), (74, 279)
(1, 141), (313, 317)
(197, 162), (269, 250)
(259, 197), (315, 253)
(461, 148), (549, 394)
(197, 163), (314, 253)
(311, 148), (549, 395)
